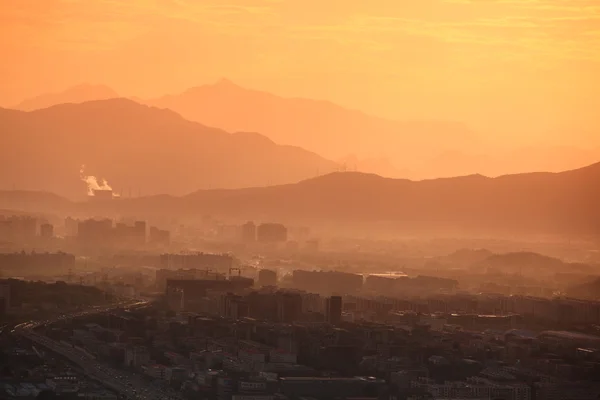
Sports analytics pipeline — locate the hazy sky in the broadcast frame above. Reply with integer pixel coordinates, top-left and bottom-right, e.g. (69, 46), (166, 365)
(1, 0), (599, 145)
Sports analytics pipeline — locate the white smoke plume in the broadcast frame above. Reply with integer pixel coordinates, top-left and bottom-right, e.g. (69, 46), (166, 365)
(80, 165), (113, 196)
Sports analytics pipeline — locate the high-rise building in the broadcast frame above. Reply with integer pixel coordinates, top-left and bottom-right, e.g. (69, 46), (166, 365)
(0, 216), (37, 242)
(159, 253), (233, 271)
(166, 287), (184, 311)
(149, 226), (170, 246)
(241, 221), (256, 242)
(40, 223), (54, 239)
(220, 293), (249, 319)
(0, 252), (75, 272)
(134, 221), (146, 245)
(277, 292), (302, 323)
(257, 223), (287, 243)
(258, 269), (277, 287)
(64, 217), (79, 237)
(305, 239), (319, 252)
(292, 270), (363, 295)
(78, 219), (113, 244)
(326, 296), (342, 325)
(0, 283), (10, 315)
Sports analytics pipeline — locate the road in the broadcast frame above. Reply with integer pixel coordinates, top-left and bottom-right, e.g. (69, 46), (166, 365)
(14, 301), (181, 400)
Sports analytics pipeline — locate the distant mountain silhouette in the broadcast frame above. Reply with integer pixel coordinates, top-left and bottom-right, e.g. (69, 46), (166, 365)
(472, 251), (567, 274)
(14, 84), (119, 111)
(148, 79), (478, 166)
(441, 248), (495, 266)
(420, 146), (600, 179)
(1, 162), (599, 235)
(16, 81), (600, 180)
(0, 191), (71, 212)
(0, 99), (338, 199)
(178, 162), (600, 233)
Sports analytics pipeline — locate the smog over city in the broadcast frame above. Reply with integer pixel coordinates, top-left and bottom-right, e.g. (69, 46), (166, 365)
(1, 1), (600, 399)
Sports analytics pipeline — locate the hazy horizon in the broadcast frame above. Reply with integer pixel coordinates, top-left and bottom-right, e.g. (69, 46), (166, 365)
(2, 0), (600, 151)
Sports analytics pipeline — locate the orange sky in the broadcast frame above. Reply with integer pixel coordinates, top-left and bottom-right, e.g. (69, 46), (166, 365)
(1, 0), (599, 147)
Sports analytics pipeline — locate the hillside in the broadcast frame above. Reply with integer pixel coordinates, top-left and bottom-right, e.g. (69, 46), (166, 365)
(148, 79), (477, 165)
(15, 82), (599, 180)
(112, 162), (600, 235)
(0, 162), (598, 235)
(0, 99), (338, 199)
(14, 84), (119, 111)
(149, 80), (600, 179)
(0, 191), (72, 214)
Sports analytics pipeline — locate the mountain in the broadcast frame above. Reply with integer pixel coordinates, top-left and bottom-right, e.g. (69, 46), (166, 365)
(472, 252), (567, 274)
(0, 191), (72, 213)
(16, 81), (598, 180)
(419, 146), (600, 179)
(440, 248), (495, 266)
(148, 79), (478, 166)
(94, 161), (599, 235)
(0, 162), (598, 236)
(14, 84), (120, 111)
(0, 99), (338, 199)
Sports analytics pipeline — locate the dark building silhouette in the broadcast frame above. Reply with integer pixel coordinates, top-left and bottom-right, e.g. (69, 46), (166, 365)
(220, 293), (249, 319)
(246, 291), (279, 321)
(159, 253), (233, 270)
(64, 217), (79, 237)
(258, 269), (277, 287)
(149, 226), (170, 246)
(165, 278), (253, 309)
(0, 216), (37, 242)
(292, 270), (363, 295)
(257, 223), (287, 243)
(277, 292), (303, 323)
(305, 239), (319, 252)
(241, 221), (256, 242)
(326, 295), (342, 324)
(0, 251), (75, 271)
(113, 220), (146, 246)
(133, 221), (146, 245)
(166, 279), (254, 310)
(155, 268), (219, 291)
(76, 218), (149, 247)
(77, 218), (112, 244)
(40, 223), (54, 239)
(0, 283), (10, 314)
(166, 287), (184, 311)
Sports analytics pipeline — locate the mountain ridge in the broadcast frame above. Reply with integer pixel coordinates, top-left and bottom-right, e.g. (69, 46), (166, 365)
(1, 161), (598, 236)
(148, 79), (478, 165)
(14, 83), (120, 111)
(11, 82), (600, 179)
(0, 98), (339, 199)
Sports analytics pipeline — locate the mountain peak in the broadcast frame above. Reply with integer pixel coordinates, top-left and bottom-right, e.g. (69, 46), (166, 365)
(212, 78), (241, 90)
(215, 77), (235, 86)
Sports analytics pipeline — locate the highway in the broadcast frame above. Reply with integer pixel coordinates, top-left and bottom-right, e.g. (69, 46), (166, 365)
(14, 301), (181, 400)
